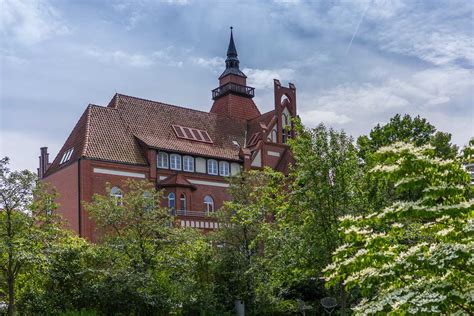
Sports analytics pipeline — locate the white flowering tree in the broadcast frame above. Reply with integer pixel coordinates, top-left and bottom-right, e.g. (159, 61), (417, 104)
(324, 142), (474, 314)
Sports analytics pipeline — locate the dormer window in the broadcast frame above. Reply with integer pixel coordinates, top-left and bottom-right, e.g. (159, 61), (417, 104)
(60, 148), (74, 164)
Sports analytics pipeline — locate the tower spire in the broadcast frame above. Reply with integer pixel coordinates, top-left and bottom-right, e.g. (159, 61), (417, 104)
(227, 26), (238, 58)
(219, 27), (246, 79)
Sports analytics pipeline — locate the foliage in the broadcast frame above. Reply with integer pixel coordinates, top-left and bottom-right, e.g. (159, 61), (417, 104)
(0, 157), (63, 315)
(357, 114), (458, 162)
(211, 169), (289, 314)
(324, 142), (474, 314)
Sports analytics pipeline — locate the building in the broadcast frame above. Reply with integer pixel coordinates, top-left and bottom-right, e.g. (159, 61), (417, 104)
(38, 29), (297, 242)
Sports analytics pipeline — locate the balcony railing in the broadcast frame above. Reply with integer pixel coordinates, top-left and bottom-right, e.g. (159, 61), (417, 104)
(175, 210), (216, 217)
(212, 82), (255, 100)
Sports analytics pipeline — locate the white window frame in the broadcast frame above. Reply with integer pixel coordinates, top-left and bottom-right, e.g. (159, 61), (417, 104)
(170, 154), (182, 170)
(183, 155), (194, 172)
(110, 186), (123, 206)
(157, 152), (169, 169)
(204, 195), (214, 213)
(180, 193), (187, 211)
(207, 159), (218, 175)
(60, 148), (74, 164)
(219, 161), (230, 176)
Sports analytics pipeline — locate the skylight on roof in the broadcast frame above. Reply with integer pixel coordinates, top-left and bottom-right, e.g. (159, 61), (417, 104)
(172, 125), (213, 144)
(60, 148), (74, 164)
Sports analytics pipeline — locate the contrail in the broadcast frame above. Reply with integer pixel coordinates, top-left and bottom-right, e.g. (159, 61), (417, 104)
(346, 1), (371, 54)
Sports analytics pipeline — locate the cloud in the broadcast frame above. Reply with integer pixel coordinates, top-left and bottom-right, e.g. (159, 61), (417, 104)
(192, 57), (225, 69)
(300, 110), (352, 126)
(0, 0), (69, 45)
(310, 66), (473, 115)
(243, 68), (295, 89)
(84, 47), (184, 68)
(85, 49), (154, 67)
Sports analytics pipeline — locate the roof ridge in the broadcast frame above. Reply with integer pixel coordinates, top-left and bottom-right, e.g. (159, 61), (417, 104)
(81, 105), (93, 157)
(116, 93), (216, 116)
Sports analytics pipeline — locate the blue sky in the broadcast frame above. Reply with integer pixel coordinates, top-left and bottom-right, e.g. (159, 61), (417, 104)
(1, 0), (473, 172)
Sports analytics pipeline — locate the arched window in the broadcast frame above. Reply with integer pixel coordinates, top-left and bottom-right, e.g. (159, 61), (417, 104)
(157, 152), (168, 169)
(219, 161), (230, 176)
(170, 154), (182, 170)
(204, 195), (214, 213)
(207, 159), (218, 175)
(180, 193), (187, 211)
(110, 186), (123, 205)
(183, 156), (194, 172)
(168, 192), (175, 210)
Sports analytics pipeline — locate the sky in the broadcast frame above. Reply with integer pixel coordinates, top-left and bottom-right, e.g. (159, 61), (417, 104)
(1, 0), (473, 172)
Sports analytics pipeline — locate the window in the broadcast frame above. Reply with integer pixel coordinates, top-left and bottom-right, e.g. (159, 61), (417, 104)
(219, 161), (230, 176)
(172, 125), (213, 144)
(204, 195), (214, 213)
(157, 152), (168, 169)
(60, 148), (74, 164)
(180, 193), (187, 211)
(282, 113), (289, 127)
(143, 191), (153, 211)
(168, 192), (175, 210)
(183, 156), (194, 172)
(110, 187), (123, 205)
(207, 159), (218, 175)
(282, 128), (287, 144)
(268, 129), (277, 143)
(170, 154), (182, 170)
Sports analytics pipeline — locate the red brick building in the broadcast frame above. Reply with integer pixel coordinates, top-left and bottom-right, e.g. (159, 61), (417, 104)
(38, 29), (297, 242)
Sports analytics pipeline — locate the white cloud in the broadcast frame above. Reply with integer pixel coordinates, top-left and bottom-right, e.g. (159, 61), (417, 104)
(84, 47), (184, 68)
(85, 49), (154, 67)
(310, 66), (473, 115)
(300, 110), (352, 126)
(243, 68), (295, 89)
(192, 56), (225, 69)
(0, 0), (69, 45)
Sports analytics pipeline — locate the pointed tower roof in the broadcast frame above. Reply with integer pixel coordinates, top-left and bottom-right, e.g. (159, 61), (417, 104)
(219, 27), (246, 79)
(227, 26), (238, 57)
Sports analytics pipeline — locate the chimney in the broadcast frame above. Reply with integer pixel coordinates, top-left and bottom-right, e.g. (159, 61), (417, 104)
(38, 147), (50, 179)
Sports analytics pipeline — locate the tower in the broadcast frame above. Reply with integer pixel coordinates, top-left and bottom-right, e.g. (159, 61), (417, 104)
(210, 27), (261, 121)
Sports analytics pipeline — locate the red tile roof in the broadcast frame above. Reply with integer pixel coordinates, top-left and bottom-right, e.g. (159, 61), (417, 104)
(45, 93), (267, 176)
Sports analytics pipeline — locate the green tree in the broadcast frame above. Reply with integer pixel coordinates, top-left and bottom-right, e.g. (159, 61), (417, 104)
(357, 114), (458, 162)
(84, 179), (177, 314)
(16, 235), (100, 314)
(324, 142), (474, 314)
(0, 157), (62, 315)
(263, 122), (365, 311)
(211, 169), (288, 314)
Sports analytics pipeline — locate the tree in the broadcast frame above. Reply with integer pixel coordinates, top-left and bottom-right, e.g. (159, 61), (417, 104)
(261, 122), (365, 312)
(0, 157), (62, 315)
(84, 179), (178, 314)
(357, 114), (458, 162)
(211, 169), (288, 314)
(324, 143), (474, 314)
